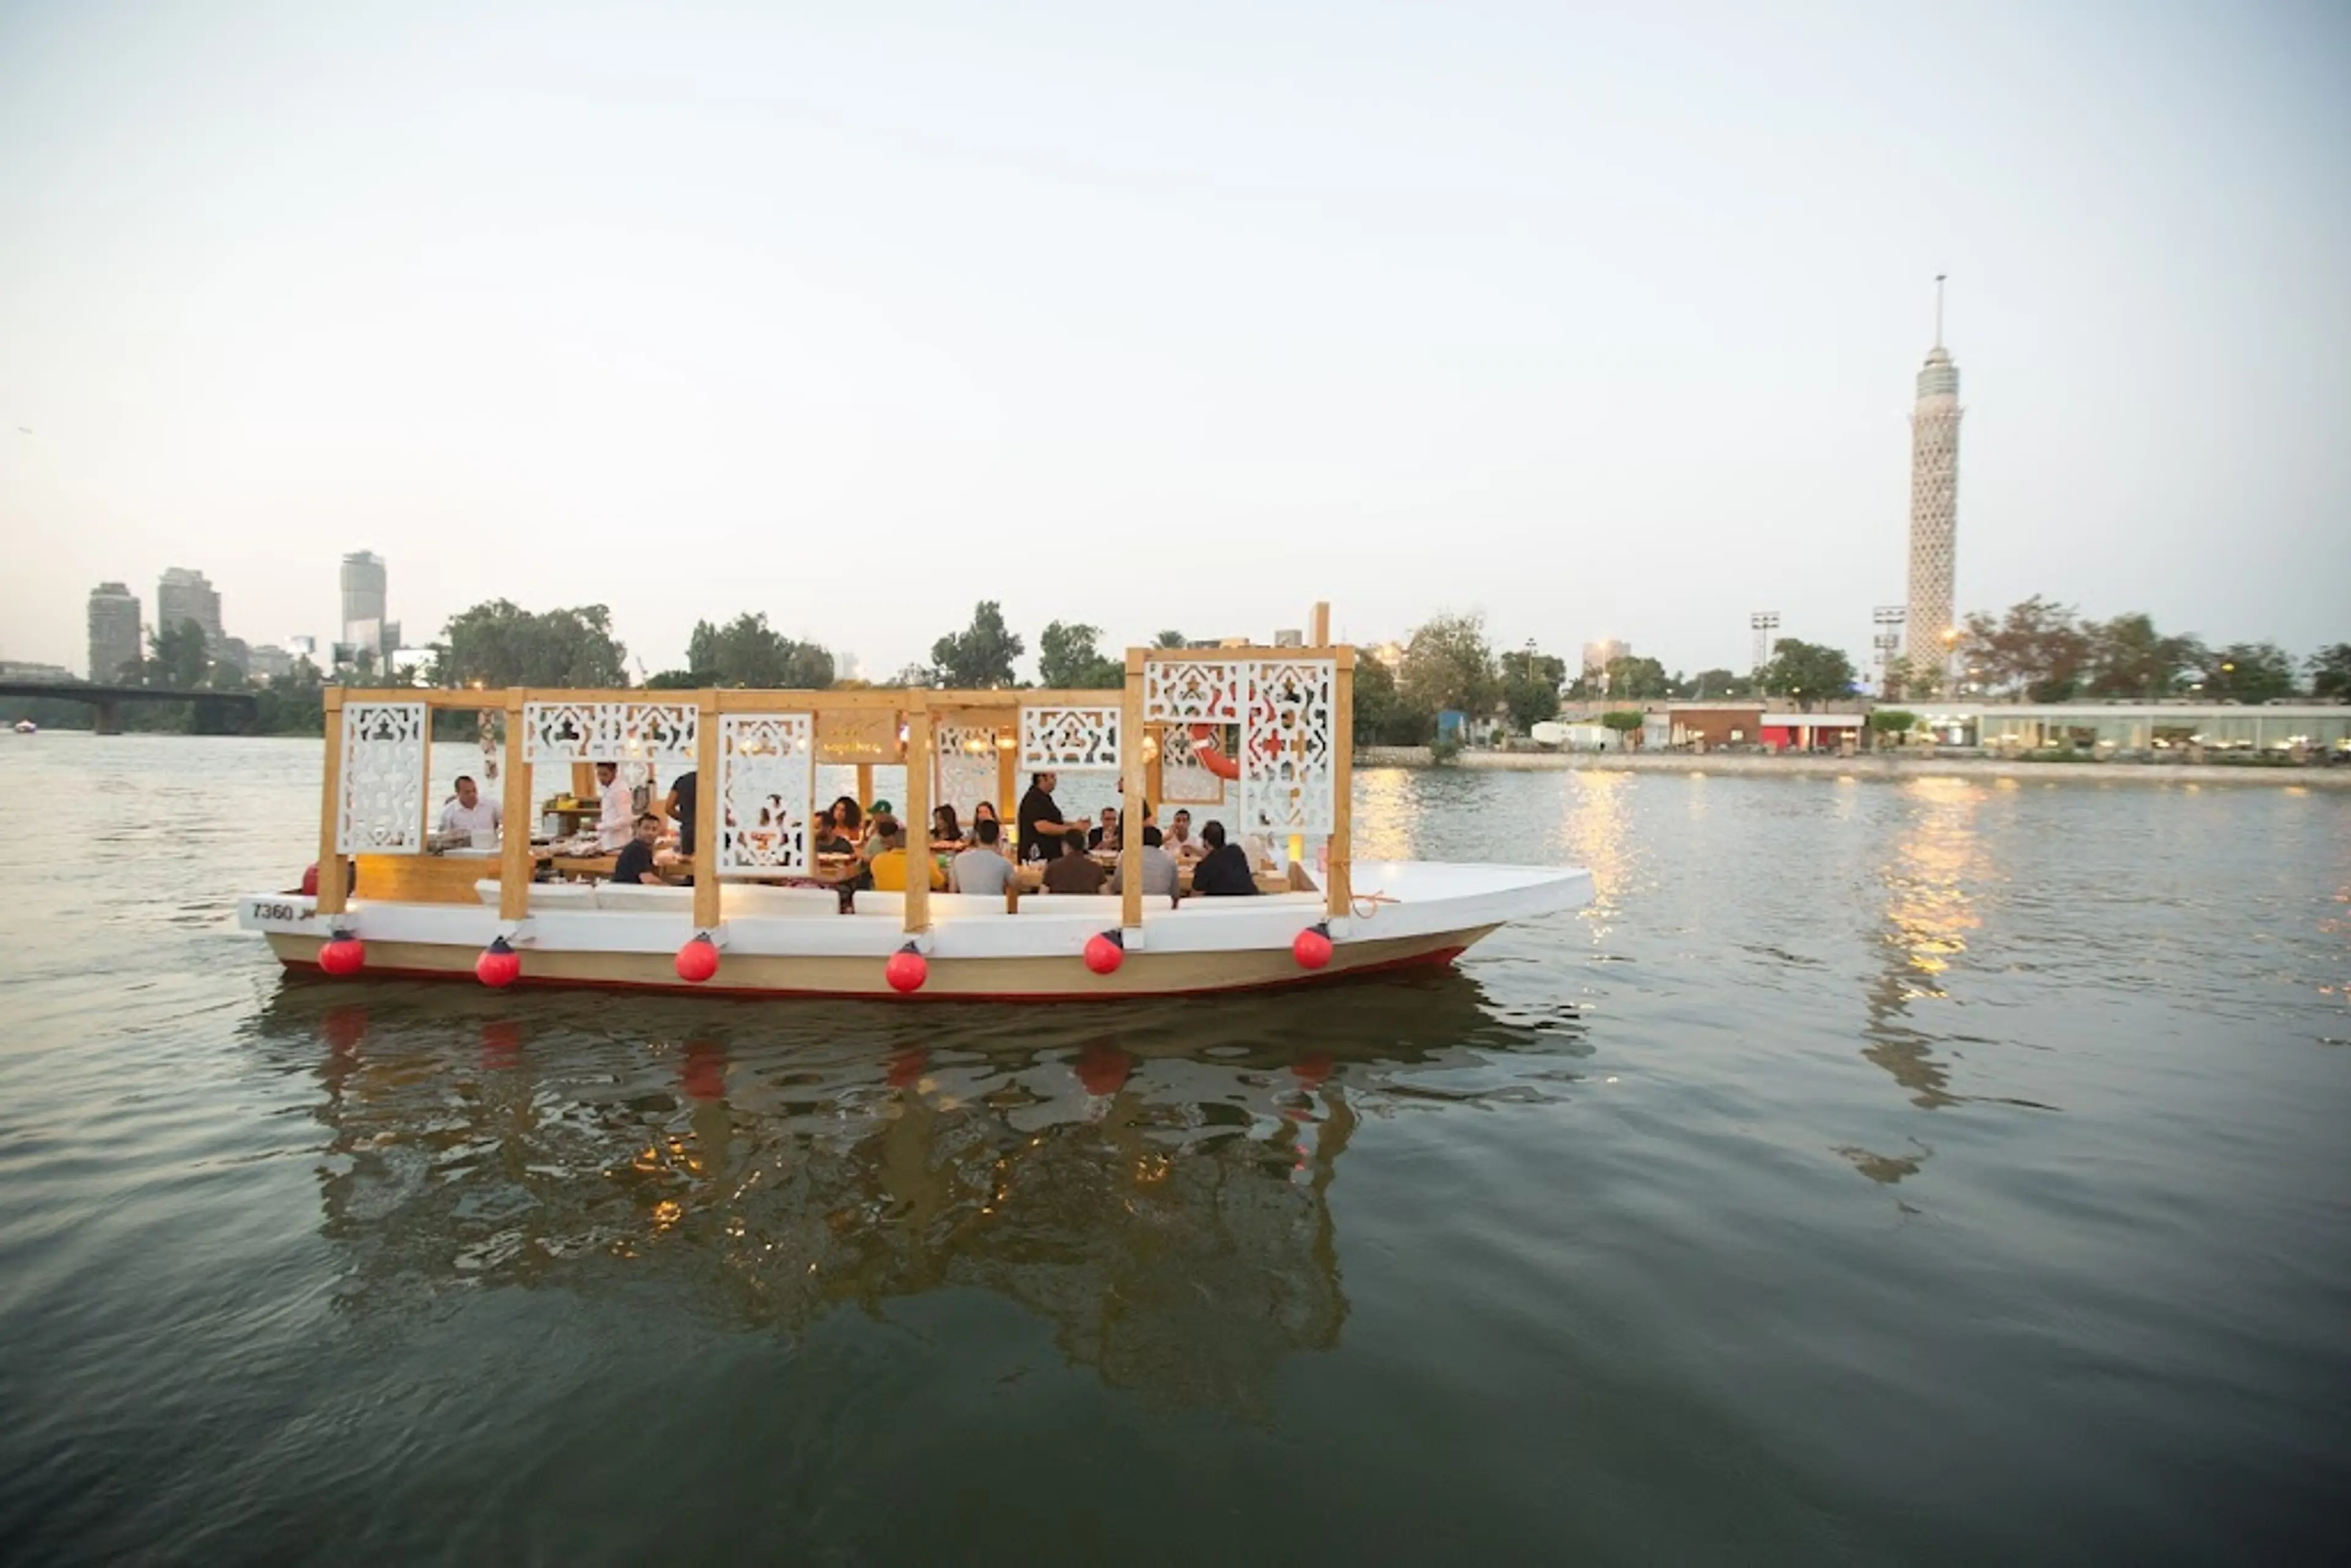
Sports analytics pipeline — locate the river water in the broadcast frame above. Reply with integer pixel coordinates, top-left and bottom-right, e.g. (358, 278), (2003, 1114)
(1, 737), (2345, 1564)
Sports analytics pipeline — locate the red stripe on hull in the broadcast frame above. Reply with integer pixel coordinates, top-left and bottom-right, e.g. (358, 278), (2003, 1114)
(275, 945), (1469, 1002)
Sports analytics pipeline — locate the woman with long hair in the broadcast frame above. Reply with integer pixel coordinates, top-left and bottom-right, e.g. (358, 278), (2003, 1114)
(929, 803), (963, 852)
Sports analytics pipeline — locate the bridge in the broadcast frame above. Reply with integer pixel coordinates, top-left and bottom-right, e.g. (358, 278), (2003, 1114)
(0, 681), (260, 735)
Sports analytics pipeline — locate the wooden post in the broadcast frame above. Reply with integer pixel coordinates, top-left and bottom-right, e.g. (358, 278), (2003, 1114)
(996, 726), (1018, 826)
(692, 689), (721, 930)
(904, 703), (932, 935)
(1311, 601), (1330, 647)
(1327, 647), (1355, 923)
(855, 762), (875, 817)
(497, 690), (533, 920)
(316, 689), (348, 918)
(1120, 651), (1146, 931)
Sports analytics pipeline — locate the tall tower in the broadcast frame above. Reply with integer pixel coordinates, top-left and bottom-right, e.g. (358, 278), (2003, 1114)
(340, 550), (388, 660)
(1904, 276), (1962, 675)
(88, 582), (142, 682)
(156, 568), (223, 649)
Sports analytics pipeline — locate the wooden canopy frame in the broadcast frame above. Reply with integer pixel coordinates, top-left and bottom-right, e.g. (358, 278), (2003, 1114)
(313, 614), (1354, 946)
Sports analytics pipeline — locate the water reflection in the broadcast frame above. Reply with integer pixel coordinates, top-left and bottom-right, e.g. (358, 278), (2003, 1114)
(248, 976), (1584, 1414)
(1837, 780), (1997, 1183)
(1560, 773), (1638, 932)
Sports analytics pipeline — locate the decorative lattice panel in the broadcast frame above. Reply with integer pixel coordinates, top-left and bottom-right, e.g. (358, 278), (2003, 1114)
(817, 707), (899, 764)
(1156, 724), (1228, 806)
(1142, 660), (1242, 726)
(1238, 660), (1337, 837)
(337, 702), (427, 855)
(933, 721), (1002, 820)
(717, 714), (815, 876)
(522, 702), (699, 763)
(1019, 705), (1120, 771)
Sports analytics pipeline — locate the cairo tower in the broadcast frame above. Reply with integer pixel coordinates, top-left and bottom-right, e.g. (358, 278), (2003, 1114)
(1905, 278), (1962, 673)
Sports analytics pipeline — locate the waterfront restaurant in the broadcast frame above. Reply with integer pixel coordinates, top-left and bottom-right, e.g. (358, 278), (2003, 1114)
(1908, 702), (2351, 756)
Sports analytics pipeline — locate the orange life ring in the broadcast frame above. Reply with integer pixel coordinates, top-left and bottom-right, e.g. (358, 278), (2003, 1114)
(1188, 724), (1241, 781)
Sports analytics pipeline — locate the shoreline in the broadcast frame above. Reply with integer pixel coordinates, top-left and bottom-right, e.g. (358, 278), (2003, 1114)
(1355, 746), (2351, 789)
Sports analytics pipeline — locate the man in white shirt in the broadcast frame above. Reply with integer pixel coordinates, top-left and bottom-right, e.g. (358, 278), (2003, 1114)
(594, 762), (634, 852)
(438, 774), (503, 844)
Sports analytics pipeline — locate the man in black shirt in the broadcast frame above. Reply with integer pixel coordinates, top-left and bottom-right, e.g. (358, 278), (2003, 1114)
(1190, 820), (1259, 897)
(610, 813), (669, 886)
(1017, 771), (1086, 863)
(662, 771), (699, 857)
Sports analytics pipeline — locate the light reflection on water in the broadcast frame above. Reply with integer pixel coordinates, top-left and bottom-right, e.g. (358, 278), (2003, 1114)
(1, 740), (2347, 1562)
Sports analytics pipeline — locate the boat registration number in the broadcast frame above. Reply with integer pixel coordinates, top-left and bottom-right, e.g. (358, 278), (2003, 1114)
(248, 899), (306, 924)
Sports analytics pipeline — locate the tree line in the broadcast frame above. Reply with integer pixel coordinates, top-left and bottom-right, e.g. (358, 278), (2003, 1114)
(26, 593), (2339, 741)
(1922, 598), (2350, 705)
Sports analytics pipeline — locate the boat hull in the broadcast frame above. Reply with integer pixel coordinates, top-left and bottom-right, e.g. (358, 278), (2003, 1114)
(264, 926), (1489, 999)
(239, 860), (1593, 1002)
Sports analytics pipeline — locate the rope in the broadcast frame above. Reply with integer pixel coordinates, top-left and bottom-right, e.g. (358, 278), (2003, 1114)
(1350, 890), (1398, 921)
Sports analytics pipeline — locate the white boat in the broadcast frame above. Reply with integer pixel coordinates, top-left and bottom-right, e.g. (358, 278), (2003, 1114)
(11, 720), (33, 735)
(237, 620), (1592, 999)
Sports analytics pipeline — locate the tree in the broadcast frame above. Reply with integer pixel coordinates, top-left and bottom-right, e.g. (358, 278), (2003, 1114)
(1496, 646), (1565, 733)
(1683, 668), (1748, 700)
(144, 618), (211, 691)
(1152, 629), (1189, 650)
(683, 612), (834, 688)
(1398, 611), (1498, 718)
(931, 602), (1022, 688)
(1501, 669), (1560, 733)
(2083, 612), (2199, 699)
(2191, 642), (2295, 703)
(1037, 621), (1123, 689)
(2309, 643), (2351, 701)
(1759, 639), (1856, 711)
(435, 600), (629, 688)
(1960, 596), (2090, 701)
(1352, 655), (1434, 745)
(1602, 655), (1670, 700)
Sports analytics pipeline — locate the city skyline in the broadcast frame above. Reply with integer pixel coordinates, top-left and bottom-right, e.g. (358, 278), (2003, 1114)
(3, 4), (2345, 679)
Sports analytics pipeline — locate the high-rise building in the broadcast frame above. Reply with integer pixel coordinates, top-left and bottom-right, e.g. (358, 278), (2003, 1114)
(341, 551), (389, 661)
(88, 582), (143, 681)
(157, 568), (223, 649)
(1905, 278), (1962, 673)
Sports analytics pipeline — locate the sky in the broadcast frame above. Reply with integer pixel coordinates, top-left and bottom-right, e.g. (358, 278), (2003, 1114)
(2, 0), (2346, 683)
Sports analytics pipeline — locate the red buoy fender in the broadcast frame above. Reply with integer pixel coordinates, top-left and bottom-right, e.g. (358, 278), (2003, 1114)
(1083, 930), (1125, 975)
(1292, 922), (1333, 970)
(674, 935), (719, 984)
(475, 936), (522, 989)
(885, 942), (929, 994)
(318, 932), (366, 977)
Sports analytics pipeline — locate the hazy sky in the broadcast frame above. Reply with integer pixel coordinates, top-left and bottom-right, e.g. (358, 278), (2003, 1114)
(3, 0), (2345, 681)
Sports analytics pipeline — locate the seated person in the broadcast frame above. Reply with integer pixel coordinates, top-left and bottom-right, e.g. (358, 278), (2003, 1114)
(951, 818), (1014, 896)
(867, 816), (947, 891)
(1107, 824), (1180, 904)
(438, 774), (503, 843)
(860, 799), (895, 867)
(929, 804), (964, 852)
(825, 797), (863, 846)
(1162, 807), (1203, 860)
(1087, 807), (1120, 852)
(1189, 820), (1259, 896)
(1041, 830), (1108, 894)
(610, 812), (669, 886)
